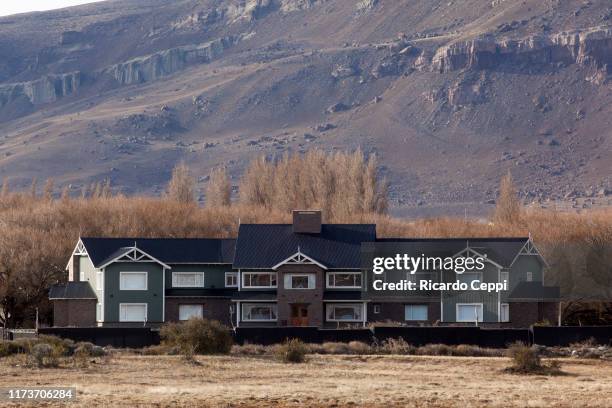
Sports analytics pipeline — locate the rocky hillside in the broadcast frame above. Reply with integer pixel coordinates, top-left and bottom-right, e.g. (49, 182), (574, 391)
(0, 0), (610, 216)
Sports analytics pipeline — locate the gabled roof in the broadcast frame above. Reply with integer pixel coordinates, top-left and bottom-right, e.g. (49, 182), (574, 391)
(49, 282), (96, 299)
(80, 238), (235, 268)
(374, 238), (531, 268)
(233, 224), (376, 269)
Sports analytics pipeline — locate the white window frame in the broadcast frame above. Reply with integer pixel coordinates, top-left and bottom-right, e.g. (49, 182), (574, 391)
(119, 271), (148, 291)
(284, 273), (315, 289)
(456, 303), (483, 323)
(326, 272), (362, 289)
(172, 272), (205, 288)
(96, 271), (104, 291)
(457, 271), (482, 285)
(241, 303), (278, 322)
(225, 272), (238, 288)
(526, 271), (533, 282)
(179, 304), (204, 321)
(501, 303), (510, 323)
(405, 304), (429, 321)
(242, 272), (278, 288)
(119, 303), (148, 322)
(325, 303), (363, 322)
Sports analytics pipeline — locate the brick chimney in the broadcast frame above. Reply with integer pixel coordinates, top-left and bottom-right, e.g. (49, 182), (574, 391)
(292, 210), (322, 234)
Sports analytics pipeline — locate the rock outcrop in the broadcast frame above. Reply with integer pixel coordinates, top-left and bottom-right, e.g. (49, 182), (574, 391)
(431, 27), (612, 80)
(109, 37), (234, 85)
(0, 72), (80, 107)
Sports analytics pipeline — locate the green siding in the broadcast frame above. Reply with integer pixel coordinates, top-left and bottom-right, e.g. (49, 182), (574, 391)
(104, 262), (164, 323)
(165, 264), (233, 289)
(442, 263), (500, 323)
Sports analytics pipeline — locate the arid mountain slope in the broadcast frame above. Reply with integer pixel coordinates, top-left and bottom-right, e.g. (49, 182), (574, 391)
(0, 0), (610, 215)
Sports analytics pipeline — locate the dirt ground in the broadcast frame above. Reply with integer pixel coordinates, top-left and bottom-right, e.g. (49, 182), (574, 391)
(0, 354), (611, 407)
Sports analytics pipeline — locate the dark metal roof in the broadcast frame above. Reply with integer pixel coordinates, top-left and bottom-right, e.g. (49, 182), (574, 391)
(372, 238), (530, 268)
(81, 238), (235, 267)
(508, 281), (561, 301)
(49, 282), (96, 299)
(233, 224), (376, 269)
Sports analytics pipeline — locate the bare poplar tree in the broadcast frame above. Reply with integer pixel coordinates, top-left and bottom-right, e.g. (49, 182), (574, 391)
(494, 170), (521, 224)
(166, 162), (195, 204)
(206, 167), (231, 207)
(43, 179), (54, 201)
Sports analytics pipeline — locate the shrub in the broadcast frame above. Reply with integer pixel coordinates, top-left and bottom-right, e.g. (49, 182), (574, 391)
(231, 343), (268, 356)
(347, 341), (372, 355)
(378, 338), (416, 355)
(141, 345), (170, 355)
(30, 343), (59, 368)
(276, 339), (307, 363)
(320, 342), (350, 354)
(507, 342), (541, 372)
(160, 318), (233, 355)
(74, 342), (105, 358)
(0, 341), (27, 357)
(37, 335), (74, 356)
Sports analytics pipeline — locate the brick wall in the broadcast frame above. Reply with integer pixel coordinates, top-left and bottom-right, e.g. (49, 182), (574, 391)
(276, 264), (324, 327)
(53, 299), (96, 327)
(164, 297), (232, 325)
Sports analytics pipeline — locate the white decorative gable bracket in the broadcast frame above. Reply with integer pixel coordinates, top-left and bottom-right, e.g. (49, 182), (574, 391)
(272, 247), (328, 270)
(98, 246), (171, 269)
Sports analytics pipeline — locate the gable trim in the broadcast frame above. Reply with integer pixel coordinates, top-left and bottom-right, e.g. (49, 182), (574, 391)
(509, 238), (548, 268)
(98, 246), (172, 270)
(272, 249), (328, 270)
(452, 246), (504, 269)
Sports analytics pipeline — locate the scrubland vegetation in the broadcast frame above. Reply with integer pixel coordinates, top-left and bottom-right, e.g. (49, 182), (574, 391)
(0, 149), (610, 327)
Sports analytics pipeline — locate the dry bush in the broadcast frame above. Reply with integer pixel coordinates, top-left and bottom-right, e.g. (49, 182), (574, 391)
(231, 343), (268, 356)
(377, 338), (417, 355)
(160, 318), (233, 355)
(29, 343), (60, 368)
(320, 342), (350, 354)
(347, 341), (372, 354)
(275, 338), (307, 363)
(505, 342), (563, 375)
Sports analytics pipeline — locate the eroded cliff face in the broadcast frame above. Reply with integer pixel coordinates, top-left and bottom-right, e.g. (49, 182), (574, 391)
(109, 37), (235, 86)
(0, 71), (80, 107)
(430, 27), (612, 82)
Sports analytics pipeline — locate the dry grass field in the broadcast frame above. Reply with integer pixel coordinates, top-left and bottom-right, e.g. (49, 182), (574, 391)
(1, 354), (611, 407)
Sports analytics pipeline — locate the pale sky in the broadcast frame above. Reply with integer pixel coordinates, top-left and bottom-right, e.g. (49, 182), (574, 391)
(0, 1), (105, 17)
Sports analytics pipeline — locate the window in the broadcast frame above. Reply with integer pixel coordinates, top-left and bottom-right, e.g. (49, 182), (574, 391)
(500, 271), (509, 285)
(326, 303), (363, 322)
(225, 272), (238, 288)
(284, 274), (315, 289)
(241, 303), (277, 321)
(96, 303), (102, 321)
(172, 272), (204, 288)
(326, 272), (362, 288)
(405, 304), (428, 321)
(120, 272), (147, 290)
(242, 272), (277, 288)
(457, 271), (481, 285)
(373, 304), (381, 314)
(500, 303), (509, 322)
(526, 272), (533, 282)
(406, 272), (431, 285)
(96, 271), (104, 291)
(179, 304), (203, 321)
(119, 303), (147, 322)
(456, 303), (483, 322)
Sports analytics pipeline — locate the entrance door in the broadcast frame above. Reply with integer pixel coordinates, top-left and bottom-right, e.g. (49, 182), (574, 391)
(290, 304), (309, 326)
